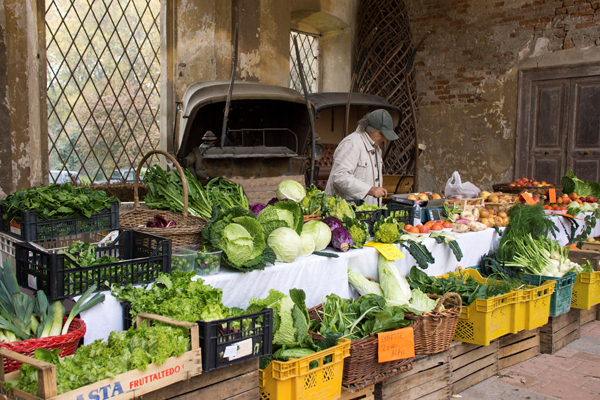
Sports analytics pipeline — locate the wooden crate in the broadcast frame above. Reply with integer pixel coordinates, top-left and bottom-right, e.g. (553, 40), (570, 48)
(450, 340), (499, 395)
(0, 314), (203, 400)
(229, 175), (304, 205)
(375, 351), (451, 400)
(540, 308), (580, 355)
(140, 359), (258, 400)
(579, 304), (599, 326)
(341, 385), (375, 400)
(498, 329), (540, 370)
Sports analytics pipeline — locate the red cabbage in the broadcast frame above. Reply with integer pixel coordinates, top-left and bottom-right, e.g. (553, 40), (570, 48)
(267, 197), (290, 206)
(250, 203), (266, 216)
(331, 227), (354, 252)
(323, 217), (343, 232)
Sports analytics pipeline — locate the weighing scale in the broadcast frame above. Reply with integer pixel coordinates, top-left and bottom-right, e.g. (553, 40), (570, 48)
(388, 194), (446, 225)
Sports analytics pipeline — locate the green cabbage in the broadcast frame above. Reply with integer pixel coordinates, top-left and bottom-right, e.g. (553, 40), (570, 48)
(277, 180), (306, 202)
(220, 223), (254, 266)
(561, 170), (600, 198)
(268, 227), (302, 263)
(348, 270), (383, 296)
(258, 207), (295, 231)
(302, 220), (332, 251)
(378, 255), (411, 306)
(300, 232), (315, 257)
(410, 288), (440, 313)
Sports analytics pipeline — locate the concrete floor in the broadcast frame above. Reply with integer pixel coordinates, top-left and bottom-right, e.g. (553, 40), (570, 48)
(459, 320), (600, 400)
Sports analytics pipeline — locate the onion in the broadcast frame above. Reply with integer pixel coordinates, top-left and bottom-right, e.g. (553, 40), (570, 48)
(455, 218), (471, 224)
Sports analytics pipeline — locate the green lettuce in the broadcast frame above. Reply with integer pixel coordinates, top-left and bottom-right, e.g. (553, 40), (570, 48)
(410, 288), (440, 313)
(561, 170), (600, 198)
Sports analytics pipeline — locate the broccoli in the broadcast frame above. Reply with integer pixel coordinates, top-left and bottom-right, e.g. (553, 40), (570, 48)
(343, 217), (369, 249)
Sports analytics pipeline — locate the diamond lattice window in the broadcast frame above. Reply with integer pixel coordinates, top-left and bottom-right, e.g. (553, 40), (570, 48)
(46, 0), (161, 184)
(290, 30), (319, 93)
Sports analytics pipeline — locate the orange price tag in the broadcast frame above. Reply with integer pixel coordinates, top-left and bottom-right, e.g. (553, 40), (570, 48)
(519, 193), (537, 206)
(377, 327), (415, 363)
(545, 189), (556, 204)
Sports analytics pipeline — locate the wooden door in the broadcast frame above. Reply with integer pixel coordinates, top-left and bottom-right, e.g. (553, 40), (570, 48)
(529, 79), (570, 185)
(516, 64), (600, 184)
(568, 76), (600, 182)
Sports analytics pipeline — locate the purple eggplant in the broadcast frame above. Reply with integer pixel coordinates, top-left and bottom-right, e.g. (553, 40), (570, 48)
(322, 217), (343, 232)
(250, 203), (266, 216)
(331, 227), (354, 252)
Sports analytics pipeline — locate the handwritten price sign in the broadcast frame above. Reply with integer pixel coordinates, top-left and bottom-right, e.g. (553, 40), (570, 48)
(377, 327), (415, 363)
(365, 242), (405, 261)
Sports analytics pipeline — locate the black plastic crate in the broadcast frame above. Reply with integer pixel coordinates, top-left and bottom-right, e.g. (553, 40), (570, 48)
(0, 201), (119, 242)
(121, 302), (273, 372)
(15, 230), (171, 300)
(354, 209), (383, 235)
(384, 203), (415, 225)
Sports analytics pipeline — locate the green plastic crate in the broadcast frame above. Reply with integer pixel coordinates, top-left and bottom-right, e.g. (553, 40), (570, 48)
(521, 272), (576, 317)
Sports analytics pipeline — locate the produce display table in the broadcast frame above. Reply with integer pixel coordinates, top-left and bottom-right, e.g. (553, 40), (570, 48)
(549, 212), (600, 246)
(78, 228), (503, 344)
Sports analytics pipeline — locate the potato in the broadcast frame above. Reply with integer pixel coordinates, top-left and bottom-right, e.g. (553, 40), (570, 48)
(488, 195), (499, 203)
(498, 211), (508, 218)
(480, 218), (490, 227)
(479, 209), (490, 219)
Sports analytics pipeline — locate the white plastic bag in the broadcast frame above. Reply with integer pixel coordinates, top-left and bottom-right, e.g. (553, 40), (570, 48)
(445, 171), (480, 199)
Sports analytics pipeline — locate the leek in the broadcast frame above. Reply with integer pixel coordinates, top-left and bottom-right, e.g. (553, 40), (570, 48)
(62, 284), (104, 335)
(48, 301), (65, 337)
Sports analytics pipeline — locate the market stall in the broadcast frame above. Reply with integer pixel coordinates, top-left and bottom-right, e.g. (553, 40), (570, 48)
(1, 168), (599, 400)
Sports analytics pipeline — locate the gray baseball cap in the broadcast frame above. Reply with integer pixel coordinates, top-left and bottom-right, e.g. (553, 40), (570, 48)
(367, 109), (399, 141)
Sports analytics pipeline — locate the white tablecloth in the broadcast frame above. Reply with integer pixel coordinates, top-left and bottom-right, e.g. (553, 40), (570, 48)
(550, 212), (600, 245)
(79, 251), (351, 344)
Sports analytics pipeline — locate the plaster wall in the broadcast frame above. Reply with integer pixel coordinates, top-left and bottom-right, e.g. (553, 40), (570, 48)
(405, 0), (600, 192)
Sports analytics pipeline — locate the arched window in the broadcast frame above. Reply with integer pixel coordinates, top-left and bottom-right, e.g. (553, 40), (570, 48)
(290, 30), (320, 93)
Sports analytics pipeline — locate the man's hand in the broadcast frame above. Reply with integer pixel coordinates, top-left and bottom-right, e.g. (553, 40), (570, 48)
(368, 187), (388, 198)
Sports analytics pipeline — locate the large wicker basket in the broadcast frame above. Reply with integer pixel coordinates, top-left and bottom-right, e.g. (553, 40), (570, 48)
(484, 202), (516, 213)
(492, 183), (563, 197)
(309, 304), (418, 391)
(405, 292), (462, 355)
(0, 318), (85, 373)
(119, 150), (207, 247)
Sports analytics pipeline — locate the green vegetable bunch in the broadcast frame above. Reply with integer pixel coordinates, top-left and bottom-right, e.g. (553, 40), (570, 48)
(407, 266), (518, 307)
(312, 293), (412, 341)
(299, 185), (330, 216)
(343, 217), (369, 249)
(323, 195), (355, 222)
(5, 324), (190, 396)
(203, 206), (275, 272)
(0, 183), (117, 222)
(112, 271), (238, 323)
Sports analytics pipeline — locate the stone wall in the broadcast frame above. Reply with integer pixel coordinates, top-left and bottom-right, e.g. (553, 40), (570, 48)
(405, 0), (600, 192)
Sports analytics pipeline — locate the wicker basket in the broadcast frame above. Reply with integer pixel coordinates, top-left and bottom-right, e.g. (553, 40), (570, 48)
(303, 213), (322, 223)
(119, 150), (207, 247)
(492, 184), (563, 197)
(309, 305), (417, 391)
(484, 202), (516, 213)
(0, 318), (85, 373)
(405, 292), (462, 355)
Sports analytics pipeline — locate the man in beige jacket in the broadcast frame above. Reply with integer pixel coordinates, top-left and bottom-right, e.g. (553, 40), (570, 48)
(325, 109), (399, 206)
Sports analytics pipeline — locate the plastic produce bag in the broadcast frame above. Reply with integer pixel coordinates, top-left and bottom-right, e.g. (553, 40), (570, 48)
(445, 171), (480, 199)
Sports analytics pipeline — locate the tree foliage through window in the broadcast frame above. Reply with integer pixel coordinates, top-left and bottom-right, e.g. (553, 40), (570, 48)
(46, 0), (161, 184)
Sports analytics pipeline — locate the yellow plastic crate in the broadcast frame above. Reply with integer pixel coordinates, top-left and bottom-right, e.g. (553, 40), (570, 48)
(437, 269), (554, 346)
(518, 280), (555, 330)
(571, 271), (600, 310)
(259, 338), (351, 400)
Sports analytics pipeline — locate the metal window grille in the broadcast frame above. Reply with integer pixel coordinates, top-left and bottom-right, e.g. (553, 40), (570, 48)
(290, 30), (319, 93)
(46, 0), (161, 185)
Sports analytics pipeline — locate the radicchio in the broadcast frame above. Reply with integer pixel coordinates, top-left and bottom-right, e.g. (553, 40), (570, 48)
(250, 203), (266, 217)
(331, 227), (354, 252)
(146, 214), (177, 228)
(322, 216), (343, 232)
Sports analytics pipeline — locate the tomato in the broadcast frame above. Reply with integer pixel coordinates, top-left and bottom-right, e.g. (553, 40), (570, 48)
(424, 221), (435, 228)
(404, 224), (413, 231)
(409, 227), (420, 234)
(431, 224), (443, 231)
(443, 221), (452, 228)
(436, 220), (444, 225)
(421, 226), (430, 234)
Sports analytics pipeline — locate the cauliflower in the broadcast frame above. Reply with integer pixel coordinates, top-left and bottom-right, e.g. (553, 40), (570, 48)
(373, 217), (401, 243)
(343, 217), (369, 249)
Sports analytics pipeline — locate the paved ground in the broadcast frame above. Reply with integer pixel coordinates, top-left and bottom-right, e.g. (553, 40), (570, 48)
(459, 321), (600, 400)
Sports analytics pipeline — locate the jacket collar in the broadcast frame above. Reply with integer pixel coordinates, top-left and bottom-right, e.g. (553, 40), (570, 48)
(357, 128), (376, 153)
